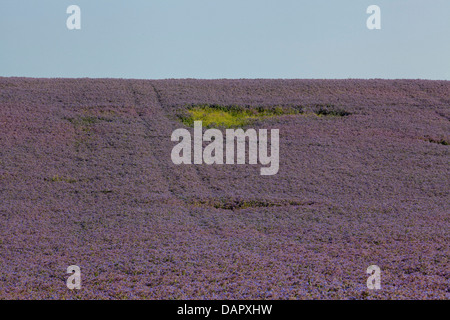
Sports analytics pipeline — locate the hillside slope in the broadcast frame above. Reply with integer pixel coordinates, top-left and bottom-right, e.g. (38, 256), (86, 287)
(0, 78), (448, 299)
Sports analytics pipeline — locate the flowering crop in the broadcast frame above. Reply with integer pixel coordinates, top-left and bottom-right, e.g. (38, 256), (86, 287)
(0, 78), (448, 299)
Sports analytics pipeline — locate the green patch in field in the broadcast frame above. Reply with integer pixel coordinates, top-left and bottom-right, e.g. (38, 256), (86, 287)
(45, 175), (77, 183)
(425, 137), (449, 146)
(311, 104), (351, 117)
(187, 197), (315, 211)
(65, 116), (98, 126)
(178, 104), (301, 128)
(64, 115), (111, 127)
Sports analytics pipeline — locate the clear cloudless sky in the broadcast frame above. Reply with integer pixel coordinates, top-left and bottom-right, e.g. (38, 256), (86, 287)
(0, 0), (449, 79)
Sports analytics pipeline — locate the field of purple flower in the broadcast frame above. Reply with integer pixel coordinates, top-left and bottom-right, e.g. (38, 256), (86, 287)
(0, 78), (448, 299)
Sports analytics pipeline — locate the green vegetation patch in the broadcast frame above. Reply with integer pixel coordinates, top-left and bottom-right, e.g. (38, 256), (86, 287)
(45, 175), (78, 183)
(425, 137), (449, 146)
(64, 115), (107, 127)
(178, 104), (301, 128)
(311, 104), (351, 117)
(188, 197), (315, 211)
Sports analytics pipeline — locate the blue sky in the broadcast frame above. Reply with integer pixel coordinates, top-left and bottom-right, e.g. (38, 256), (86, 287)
(1, 0), (449, 79)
